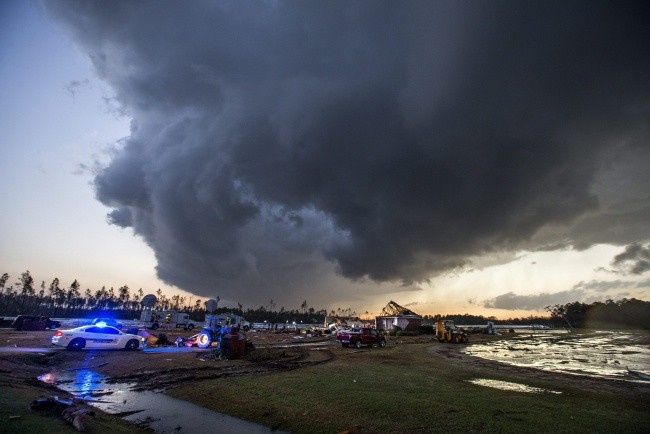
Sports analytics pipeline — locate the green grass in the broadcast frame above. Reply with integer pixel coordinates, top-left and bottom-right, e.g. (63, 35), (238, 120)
(169, 343), (650, 433)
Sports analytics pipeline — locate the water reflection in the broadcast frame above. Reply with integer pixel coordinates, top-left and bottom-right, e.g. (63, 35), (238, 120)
(38, 370), (107, 399)
(38, 371), (56, 384)
(467, 379), (561, 394)
(38, 369), (286, 433)
(463, 331), (650, 382)
(74, 370), (104, 397)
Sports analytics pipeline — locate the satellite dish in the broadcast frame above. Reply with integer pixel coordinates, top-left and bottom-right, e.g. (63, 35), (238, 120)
(141, 294), (157, 308)
(205, 298), (219, 313)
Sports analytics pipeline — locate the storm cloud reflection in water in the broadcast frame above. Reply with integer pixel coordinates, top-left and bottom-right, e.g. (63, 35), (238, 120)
(38, 370), (286, 433)
(463, 331), (650, 382)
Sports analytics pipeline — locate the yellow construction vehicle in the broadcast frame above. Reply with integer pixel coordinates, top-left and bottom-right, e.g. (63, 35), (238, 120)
(435, 315), (469, 344)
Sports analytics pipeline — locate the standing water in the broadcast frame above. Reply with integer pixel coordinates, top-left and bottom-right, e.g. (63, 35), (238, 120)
(39, 370), (288, 433)
(462, 330), (650, 382)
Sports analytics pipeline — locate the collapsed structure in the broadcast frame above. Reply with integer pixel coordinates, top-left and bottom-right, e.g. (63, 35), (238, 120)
(324, 315), (367, 330)
(375, 300), (423, 332)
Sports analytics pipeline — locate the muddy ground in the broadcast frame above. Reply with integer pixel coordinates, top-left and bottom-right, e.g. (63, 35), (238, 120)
(0, 328), (647, 399)
(0, 328), (335, 389)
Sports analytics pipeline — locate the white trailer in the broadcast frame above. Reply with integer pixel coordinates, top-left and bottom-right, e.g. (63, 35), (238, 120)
(204, 312), (250, 330)
(140, 310), (198, 330)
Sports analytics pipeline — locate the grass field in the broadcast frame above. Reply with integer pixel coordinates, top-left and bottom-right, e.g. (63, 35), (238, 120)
(1, 335), (647, 433)
(169, 343), (650, 433)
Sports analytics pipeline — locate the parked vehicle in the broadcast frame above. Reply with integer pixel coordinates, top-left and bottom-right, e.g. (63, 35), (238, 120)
(175, 323), (247, 358)
(435, 316), (469, 344)
(336, 327), (386, 348)
(91, 318), (122, 329)
(192, 326), (223, 349)
(51, 325), (145, 350)
(205, 313), (250, 331)
(140, 310), (198, 330)
(12, 315), (60, 331)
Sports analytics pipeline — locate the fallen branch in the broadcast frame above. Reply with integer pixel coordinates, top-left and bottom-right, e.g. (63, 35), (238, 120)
(62, 406), (94, 432)
(30, 395), (95, 432)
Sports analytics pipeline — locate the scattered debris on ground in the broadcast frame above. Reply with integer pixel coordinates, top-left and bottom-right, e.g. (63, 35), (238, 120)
(30, 395), (95, 432)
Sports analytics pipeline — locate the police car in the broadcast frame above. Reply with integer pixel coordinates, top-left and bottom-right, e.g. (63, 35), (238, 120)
(51, 325), (145, 350)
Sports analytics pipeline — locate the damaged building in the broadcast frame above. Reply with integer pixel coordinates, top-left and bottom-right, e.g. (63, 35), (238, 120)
(324, 315), (368, 330)
(375, 300), (423, 332)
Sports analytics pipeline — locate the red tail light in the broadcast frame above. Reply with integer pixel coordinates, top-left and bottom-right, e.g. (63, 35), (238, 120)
(54, 331), (63, 337)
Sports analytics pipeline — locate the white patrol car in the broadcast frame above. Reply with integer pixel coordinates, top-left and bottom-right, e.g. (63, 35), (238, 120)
(51, 325), (145, 350)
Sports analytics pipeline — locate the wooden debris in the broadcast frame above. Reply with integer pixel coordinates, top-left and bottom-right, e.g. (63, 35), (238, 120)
(62, 406), (94, 432)
(29, 395), (95, 432)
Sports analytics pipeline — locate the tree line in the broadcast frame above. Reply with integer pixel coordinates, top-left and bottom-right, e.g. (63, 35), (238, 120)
(0, 271), (329, 323)
(1, 271), (648, 329)
(547, 298), (650, 330)
(436, 299), (650, 330)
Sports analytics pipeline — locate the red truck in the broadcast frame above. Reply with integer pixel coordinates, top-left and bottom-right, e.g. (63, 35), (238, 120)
(336, 327), (386, 348)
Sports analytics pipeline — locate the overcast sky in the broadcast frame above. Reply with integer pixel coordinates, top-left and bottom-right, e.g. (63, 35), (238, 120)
(1, 1), (648, 319)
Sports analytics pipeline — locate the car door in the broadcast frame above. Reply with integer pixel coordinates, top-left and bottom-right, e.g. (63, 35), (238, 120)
(82, 326), (104, 349)
(83, 326), (118, 348)
(99, 326), (123, 348)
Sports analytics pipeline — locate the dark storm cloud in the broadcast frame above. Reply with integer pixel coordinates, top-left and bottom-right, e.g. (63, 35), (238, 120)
(46, 1), (650, 303)
(611, 243), (650, 275)
(637, 279), (650, 288)
(571, 279), (632, 293)
(483, 291), (583, 311)
(484, 280), (641, 310)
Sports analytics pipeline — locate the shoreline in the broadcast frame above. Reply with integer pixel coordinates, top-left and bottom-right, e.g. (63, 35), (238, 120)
(427, 333), (650, 398)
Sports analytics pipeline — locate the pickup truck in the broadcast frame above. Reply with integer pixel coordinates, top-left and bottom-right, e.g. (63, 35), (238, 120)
(336, 327), (386, 348)
(11, 315), (60, 331)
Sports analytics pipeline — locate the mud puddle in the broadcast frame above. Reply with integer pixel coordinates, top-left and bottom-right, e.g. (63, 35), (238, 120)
(39, 370), (288, 433)
(467, 378), (561, 394)
(463, 330), (650, 382)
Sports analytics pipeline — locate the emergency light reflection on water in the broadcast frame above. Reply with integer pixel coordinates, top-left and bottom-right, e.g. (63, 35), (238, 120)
(38, 369), (287, 433)
(39, 370), (105, 399)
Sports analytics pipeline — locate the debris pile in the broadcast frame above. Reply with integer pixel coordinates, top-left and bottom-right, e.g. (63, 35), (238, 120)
(375, 300), (423, 332)
(379, 301), (420, 317)
(30, 395), (94, 432)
